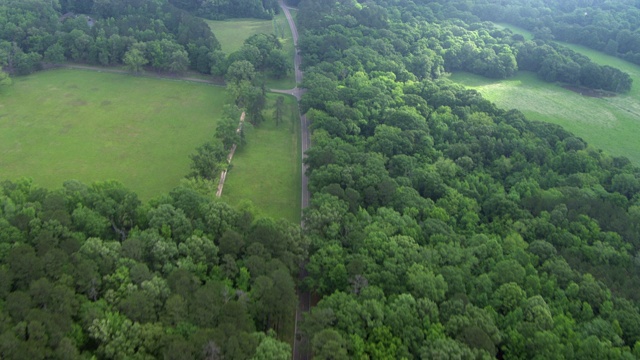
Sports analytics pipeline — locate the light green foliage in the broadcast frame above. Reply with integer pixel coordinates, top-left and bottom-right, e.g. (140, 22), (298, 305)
(251, 333), (291, 360)
(123, 47), (148, 73)
(0, 66), (11, 87)
(407, 264), (448, 302)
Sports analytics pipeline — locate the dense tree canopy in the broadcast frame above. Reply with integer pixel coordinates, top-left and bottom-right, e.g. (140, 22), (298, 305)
(295, 0), (640, 358)
(0, 178), (306, 358)
(3, 0), (640, 359)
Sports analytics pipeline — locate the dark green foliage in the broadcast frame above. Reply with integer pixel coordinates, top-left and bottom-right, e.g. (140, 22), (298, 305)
(169, 0), (279, 20)
(0, 0), (221, 74)
(0, 178), (304, 358)
(516, 40), (632, 92)
(3, 0), (640, 358)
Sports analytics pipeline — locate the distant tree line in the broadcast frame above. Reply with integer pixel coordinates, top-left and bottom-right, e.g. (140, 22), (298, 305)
(461, 0), (640, 68)
(297, 0), (630, 93)
(0, 0), (221, 75)
(0, 0), (290, 79)
(168, 0), (280, 20)
(516, 40), (632, 93)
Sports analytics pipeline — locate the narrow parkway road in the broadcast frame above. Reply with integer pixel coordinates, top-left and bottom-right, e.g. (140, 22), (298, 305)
(276, 1), (312, 360)
(273, 0), (310, 211)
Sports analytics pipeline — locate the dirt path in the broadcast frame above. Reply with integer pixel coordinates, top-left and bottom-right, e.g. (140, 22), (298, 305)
(216, 112), (245, 198)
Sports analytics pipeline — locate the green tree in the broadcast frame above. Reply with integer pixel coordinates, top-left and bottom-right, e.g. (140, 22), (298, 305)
(0, 66), (12, 88)
(312, 329), (349, 360)
(251, 332), (291, 360)
(189, 141), (227, 180)
(266, 50), (291, 78)
(407, 264), (448, 303)
(226, 60), (257, 85)
(216, 115), (242, 150)
(168, 49), (189, 73)
(123, 47), (148, 73)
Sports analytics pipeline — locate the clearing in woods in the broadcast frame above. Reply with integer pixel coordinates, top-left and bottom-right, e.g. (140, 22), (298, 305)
(221, 94), (301, 224)
(206, 13), (296, 89)
(452, 24), (640, 165)
(0, 69), (226, 201)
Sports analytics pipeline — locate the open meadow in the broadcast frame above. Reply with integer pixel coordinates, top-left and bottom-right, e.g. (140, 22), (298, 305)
(0, 69), (226, 201)
(451, 25), (640, 165)
(221, 94), (301, 223)
(207, 13), (296, 89)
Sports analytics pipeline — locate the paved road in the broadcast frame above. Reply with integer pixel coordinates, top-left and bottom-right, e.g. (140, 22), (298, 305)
(278, 1), (312, 359)
(281, 2), (304, 85)
(278, 0), (309, 212)
(275, 1), (309, 212)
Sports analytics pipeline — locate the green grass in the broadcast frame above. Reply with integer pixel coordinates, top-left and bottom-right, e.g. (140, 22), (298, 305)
(222, 94), (301, 223)
(207, 14), (296, 89)
(494, 22), (534, 40)
(208, 18), (275, 54)
(450, 24), (640, 165)
(0, 69), (227, 200)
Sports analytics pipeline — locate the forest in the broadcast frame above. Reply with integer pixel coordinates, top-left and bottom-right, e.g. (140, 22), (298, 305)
(2, 0), (640, 358)
(297, 0), (640, 358)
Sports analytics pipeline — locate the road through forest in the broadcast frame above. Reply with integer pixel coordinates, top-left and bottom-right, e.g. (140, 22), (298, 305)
(276, 1), (312, 359)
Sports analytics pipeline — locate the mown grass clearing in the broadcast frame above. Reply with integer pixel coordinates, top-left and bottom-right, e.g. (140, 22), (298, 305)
(0, 69), (226, 200)
(207, 18), (275, 54)
(207, 13), (296, 89)
(494, 22), (534, 40)
(222, 94), (301, 223)
(451, 24), (640, 165)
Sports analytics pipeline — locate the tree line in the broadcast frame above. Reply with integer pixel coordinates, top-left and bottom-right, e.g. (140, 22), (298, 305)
(463, 0), (640, 68)
(296, 0), (640, 358)
(168, 0), (280, 20)
(0, 0), (290, 79)
(297, 0), (630, 93)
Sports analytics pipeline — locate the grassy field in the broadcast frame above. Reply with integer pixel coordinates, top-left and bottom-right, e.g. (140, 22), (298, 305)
(451, 25), (640, 165)
(221, 94), (301, 223)
(494, 22), (533, 40)
(207, 13), (296, 89)
(0, 69), (227, 200)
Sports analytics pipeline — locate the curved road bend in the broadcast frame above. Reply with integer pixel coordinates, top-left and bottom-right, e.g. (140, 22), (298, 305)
(277, 1), (312, 360)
